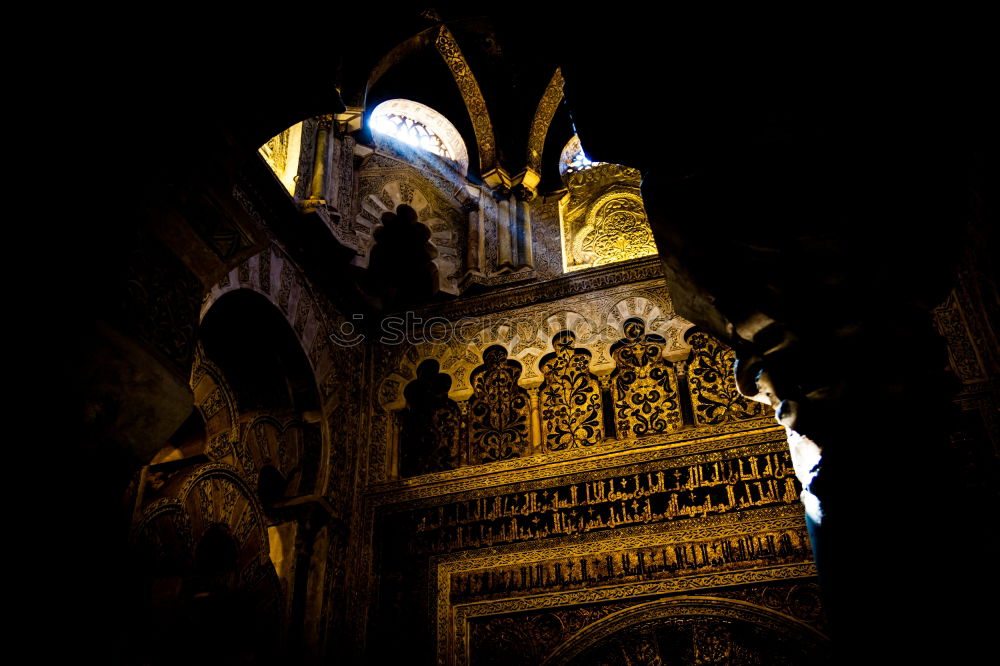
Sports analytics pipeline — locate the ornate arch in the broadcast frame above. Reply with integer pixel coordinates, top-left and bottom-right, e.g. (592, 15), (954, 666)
(601, 292), (690, 361)
(201, 244), (364, 500)
(356, 174), (464, 294)
(526, 68), (565, 173)
(542, 595), (830, 666)
(132, 462), (272, 579)
(435, 24), (497, 172)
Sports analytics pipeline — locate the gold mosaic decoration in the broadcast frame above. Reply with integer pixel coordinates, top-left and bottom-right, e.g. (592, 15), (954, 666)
(582, 190), (658, 267)
(560, 166), (659, 272)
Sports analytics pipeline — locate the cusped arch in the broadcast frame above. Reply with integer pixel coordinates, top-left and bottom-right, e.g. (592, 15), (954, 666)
(378, 325), (538, 409)
(602, 293), (690, 361)
(358, 180), (462, 294)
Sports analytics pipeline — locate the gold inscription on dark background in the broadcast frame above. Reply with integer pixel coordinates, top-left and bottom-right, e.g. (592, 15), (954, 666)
(450, 526), (812, 602)
(387, 449), (800, 554)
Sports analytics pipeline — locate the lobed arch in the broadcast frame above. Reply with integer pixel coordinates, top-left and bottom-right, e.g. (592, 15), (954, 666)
(356, 176), (464, 295)
(376, 292), (694, 410)
(131, 462), (272, 579)
(129, 462), (284, 661)
(602, 293), (692, 361)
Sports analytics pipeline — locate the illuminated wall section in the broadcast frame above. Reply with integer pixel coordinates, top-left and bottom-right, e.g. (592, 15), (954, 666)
(558, 136), (659, 272)
(259, 122), (303, 195)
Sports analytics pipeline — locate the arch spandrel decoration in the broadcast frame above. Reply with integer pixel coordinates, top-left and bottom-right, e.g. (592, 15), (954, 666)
(611, 318), (683, 439)
(258, 122), (304, 195)
(539, 332), (604, 451)
(579, 189), (657, 268)
(686, 329), (770, 426)
(468, 346), (531, 463)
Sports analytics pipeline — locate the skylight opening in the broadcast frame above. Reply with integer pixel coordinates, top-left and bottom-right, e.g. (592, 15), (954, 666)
(559, 134), (603, 177)
(566, 148), (594, 172)
(368, 99), (469, 174)
(371, 113), (452, 160)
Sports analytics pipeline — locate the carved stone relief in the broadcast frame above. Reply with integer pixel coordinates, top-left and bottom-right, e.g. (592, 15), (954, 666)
(560, 164), (658, 272)
(539, 332), (603, 450)
(356, 155), (466, 294)
(469, 346), (531, 463)
(368, 280), (775, 482)
(686, 330), (768, 426)
(612, 319), (683, 439)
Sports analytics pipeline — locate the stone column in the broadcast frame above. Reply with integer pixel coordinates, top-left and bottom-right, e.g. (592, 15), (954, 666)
(598, 375), (617, 439)
(513, 187), (534, 269)
(528, 387), (543, 453)
(387, 410), (401, 480)
(462, 200), (483, 275)
(303, 114), (333, 212)
(289, 515), (320, 661)
(458, 400), (470, 466)
(674, 359), (694, 426)
(496, 193), (514, 269)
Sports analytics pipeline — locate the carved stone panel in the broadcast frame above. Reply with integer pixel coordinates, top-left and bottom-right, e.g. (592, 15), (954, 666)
(686, 331), (769, 426)
(560, 164), (658, 272)
(400, 360), (463, 476)
(612, 319), (683, 438)
(468, 346), (531, 463)
(539, 332), (604, 451)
